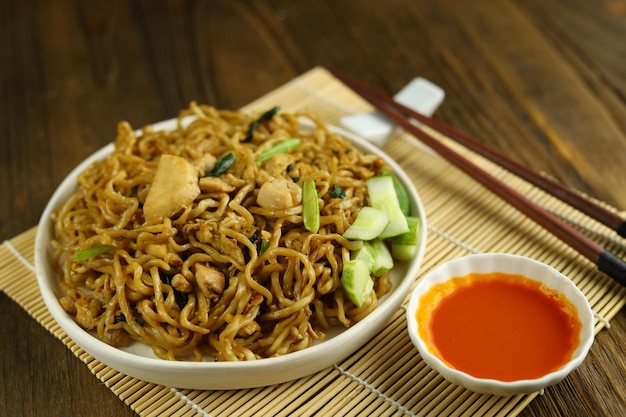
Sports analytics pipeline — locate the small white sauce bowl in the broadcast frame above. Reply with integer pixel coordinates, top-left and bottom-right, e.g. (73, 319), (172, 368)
(406, 253), (595, 396)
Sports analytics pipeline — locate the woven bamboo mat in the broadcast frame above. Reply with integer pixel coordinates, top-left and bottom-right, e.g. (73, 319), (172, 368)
(2, 66), (626, 417)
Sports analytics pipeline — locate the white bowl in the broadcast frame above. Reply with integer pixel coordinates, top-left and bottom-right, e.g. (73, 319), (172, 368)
(406, 253), (595, 396)
(34, 118), (427, 390)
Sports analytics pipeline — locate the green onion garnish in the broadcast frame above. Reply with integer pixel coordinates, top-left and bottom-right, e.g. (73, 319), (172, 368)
(259, 240), (270, 255)
(302, 179), (320, 233)
(256, 138), (301, 163)
(75, 244), (114, 261)
(244, 106), (280, 142)
(206, 153), (236, 177)
(331, 184), (346, 199)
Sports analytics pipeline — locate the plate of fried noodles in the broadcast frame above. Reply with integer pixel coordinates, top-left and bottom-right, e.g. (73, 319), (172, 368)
(34, 103), (427, 389)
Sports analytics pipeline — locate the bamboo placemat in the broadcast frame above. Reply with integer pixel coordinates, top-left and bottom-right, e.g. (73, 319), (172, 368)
(2, 66), (626, 417)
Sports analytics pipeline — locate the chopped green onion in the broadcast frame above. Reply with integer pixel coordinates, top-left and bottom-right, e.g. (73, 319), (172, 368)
(75, 244), (114, 261)
(256, 138), (301, 163)
(331, 184), (346, 199)
(114, 314), (144, 326)
(161, 274), (188, 309)
(302, 179), (320, 233)
(244, 106), (280, 142)
(259, 239), (270, 255)
(206, 153), (236, 177)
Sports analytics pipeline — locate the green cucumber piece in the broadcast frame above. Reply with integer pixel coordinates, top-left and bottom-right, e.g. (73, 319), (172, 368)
(352, 240), (376, 270)
(371, 238), (394, 276)
(367, 176), (409, 238)
(342, 259), (374, 307)
(380, 166), (410, 216)
(391, 244), (416, 262)
(343, 206), (389, 241)
(391, 216), (421, 261)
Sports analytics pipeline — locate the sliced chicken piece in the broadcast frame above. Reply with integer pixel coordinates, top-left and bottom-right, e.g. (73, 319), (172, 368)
(145, 243), (168, 259)
(104, 328), (129, 347)
(74, 296), (102, 330)
(256, 178), (301, 210)
(198, 176), (235, 193)
(195, 264), (225, 300)
(59, 295), (77, 315)
(192, 153), (217, 176)
(143, 154), (201, 224)
(145, 243), (183, 267)
(171, 273), (193, 293)
(262, 153), (295, 178)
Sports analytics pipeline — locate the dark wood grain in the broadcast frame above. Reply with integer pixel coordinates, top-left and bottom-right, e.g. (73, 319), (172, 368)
(1, 0), (625, 416)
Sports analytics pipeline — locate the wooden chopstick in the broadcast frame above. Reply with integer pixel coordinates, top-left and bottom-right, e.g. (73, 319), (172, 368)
(409, 101), (626, 239)
(333, 70), (626, 239)
(331, 69), (626, 288)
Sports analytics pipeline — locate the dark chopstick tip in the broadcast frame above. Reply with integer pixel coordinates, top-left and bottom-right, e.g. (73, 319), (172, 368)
(598, 250), (626, 288)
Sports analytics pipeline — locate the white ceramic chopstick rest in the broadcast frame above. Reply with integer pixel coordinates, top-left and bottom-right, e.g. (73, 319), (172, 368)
(339, 77), (445, 147)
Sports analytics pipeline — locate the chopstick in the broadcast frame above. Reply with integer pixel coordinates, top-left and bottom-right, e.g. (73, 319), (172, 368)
(331, 69), (626, 288)
(415, 101), (626, 240)
(334, 71), (626, 239)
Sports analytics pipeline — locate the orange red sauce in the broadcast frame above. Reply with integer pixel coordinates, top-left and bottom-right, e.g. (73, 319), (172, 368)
(417, 272), (581, 381)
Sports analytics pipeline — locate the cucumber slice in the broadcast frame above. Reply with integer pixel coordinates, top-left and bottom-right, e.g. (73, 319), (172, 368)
(371, 238), (394, 276)
(352, 240), (376, 270)
(380, 166), (410, 216)
(343, 206), (389, 240)
(367, 176), (409, 238)
(342, 259), (374, 307)
(351, 239), (394, 277)
(391, 244), (417, 262)
(391, 216), (421, 261)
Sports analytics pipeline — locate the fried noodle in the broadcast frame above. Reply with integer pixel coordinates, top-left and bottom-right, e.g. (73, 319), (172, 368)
(51, 103), (393, 361)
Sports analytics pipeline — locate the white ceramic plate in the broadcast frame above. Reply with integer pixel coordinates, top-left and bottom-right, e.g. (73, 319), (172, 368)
(34, 118), (427, 390)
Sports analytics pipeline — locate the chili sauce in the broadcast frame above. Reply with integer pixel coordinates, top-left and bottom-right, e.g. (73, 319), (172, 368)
(416, 272), (582, 381)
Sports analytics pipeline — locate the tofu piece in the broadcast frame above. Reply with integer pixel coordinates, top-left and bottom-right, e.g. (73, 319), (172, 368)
(143, 154), (201, 224)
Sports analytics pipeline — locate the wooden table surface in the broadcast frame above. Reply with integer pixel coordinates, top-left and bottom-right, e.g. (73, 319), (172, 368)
(2, 1), (625, 416)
